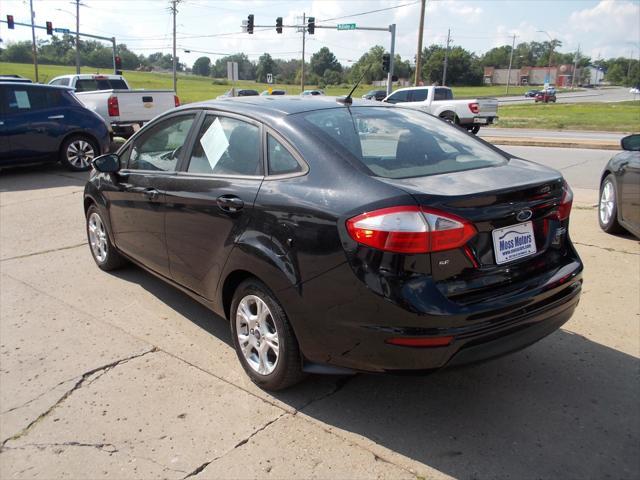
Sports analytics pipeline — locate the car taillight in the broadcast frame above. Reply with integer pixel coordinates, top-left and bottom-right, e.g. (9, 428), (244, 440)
(346, 206), (476, 254)
(107, 96), (119, 117)
(468, 102), (479, 114)
(556, 181), (573, 221)
(174, 95), (180, 107)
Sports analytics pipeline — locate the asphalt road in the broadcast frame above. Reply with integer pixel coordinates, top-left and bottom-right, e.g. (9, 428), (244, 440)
(0, 150), (638, 479)
(498, 87), (637, 105)
(481, 128), (625, 142)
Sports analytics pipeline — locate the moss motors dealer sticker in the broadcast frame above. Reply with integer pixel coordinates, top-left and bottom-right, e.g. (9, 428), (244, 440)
(492, 221), (537, 265)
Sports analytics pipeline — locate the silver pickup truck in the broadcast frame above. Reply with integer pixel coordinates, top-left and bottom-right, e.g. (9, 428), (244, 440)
(383, 86), (498, 134)
(48, 74), (178, 137)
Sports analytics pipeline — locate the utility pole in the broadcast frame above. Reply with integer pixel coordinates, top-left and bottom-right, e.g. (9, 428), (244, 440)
(386, 24), (396, 95)
(414, 0), (426, 86)
(571, 44), (580, 90)
(442, 28), (451, 86)
(171, 0), (179, 93)
(75, 0), (80, 74)
(29, 0), (39, 82)
(301, 12), (306, 92)
(505, 33), (516, 95)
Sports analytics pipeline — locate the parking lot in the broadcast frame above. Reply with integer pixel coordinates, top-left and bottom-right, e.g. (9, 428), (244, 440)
(0, 146), (638, 479)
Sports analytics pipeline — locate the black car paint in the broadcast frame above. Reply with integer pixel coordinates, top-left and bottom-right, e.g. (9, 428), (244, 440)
(600, 138), (640, 237)
(85, 97), (583, 374)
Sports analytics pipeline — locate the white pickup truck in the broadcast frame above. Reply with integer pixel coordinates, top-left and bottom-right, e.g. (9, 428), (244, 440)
(48, 74), (179, 137)
(383, 86), (498, 134)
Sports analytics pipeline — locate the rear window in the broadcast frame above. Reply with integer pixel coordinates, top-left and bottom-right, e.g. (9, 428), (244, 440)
(75, 78), (128, 92)
(299, 107), (507, 179)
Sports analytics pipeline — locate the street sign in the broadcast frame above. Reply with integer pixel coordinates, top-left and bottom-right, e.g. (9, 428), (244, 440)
(266, 73), (273, 84)
(54, 28), (70, 34)
(337, 23), (356, 30)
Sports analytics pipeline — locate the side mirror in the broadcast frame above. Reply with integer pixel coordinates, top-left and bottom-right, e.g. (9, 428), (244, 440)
(621, 134), (640, 152)
(92, 153), (120, 173)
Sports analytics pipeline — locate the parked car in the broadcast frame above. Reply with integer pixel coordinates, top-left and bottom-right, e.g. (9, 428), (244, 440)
(524, 89), (540, 98)
(0, 75), (32, 83)
(383, 86), (498, 134)
(301, 89), (325, 96)
(218, 89), (260, 99)
(598, 134), (640, 238)
(362, 89), (387, 101)
(49, 74), (178, 137)
(84, 96), (582, 390)
(261, 90), (287, 96)
(630, 87), (640, 95)
(534, 90), (557, 103)
(0, 82), (110, 171)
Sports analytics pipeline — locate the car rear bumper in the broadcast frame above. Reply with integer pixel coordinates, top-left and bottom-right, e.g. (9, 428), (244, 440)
(281, 252), (582, 373)
(459, 116), (497, 126)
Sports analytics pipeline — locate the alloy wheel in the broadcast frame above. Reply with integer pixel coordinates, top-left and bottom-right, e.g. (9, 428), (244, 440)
(88, 212), (108, 263)
(235, 295), (280, 375)
(599, 180), (615, 225)
(67, 139), (95, 169)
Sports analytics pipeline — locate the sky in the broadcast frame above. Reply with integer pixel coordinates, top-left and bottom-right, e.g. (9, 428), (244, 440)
(1, 0), (639, 68)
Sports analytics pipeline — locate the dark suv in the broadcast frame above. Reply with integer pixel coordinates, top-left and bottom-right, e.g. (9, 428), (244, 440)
(0, 83), (111, 171)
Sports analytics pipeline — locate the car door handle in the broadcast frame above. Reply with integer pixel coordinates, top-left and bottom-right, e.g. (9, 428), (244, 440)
(142, 188), (160, 201)
(48, 115), (65, 119)
(216, 195), (244, 213)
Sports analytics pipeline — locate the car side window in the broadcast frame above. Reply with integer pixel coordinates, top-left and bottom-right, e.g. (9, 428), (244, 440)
(268, 134), (302, 175)
(434, 88), (450, 101)
(410, 89), (428, 102)
(128, 114), (195, 171)
(385, 90), (409, 104)
(4, 87), (49, 113)
(187, 115), (262, 176)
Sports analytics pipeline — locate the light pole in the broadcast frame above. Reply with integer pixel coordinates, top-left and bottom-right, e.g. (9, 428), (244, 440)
(537, 30), (554, 88)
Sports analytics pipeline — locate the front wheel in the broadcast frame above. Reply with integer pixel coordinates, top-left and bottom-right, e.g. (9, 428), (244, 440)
(86, 205), (127, 270)
(598, 175), (624, 234)
(60, 135), (98, 171)
(230, 279), (305, 390)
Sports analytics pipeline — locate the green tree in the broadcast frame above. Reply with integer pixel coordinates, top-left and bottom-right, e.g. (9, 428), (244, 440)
(309, 47), (341, 78)
(349, 45), (386, 83)
(211, 53), (255, 80)
(192, 56), (211, 76)
(1, 42), (33, 63)
(274, 58), (300, 84)
(481, 45), (512, 68)
(255, 53), (277, 83)
(421, 44), (483, 85)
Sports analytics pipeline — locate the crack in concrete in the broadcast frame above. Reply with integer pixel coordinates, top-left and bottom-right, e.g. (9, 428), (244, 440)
(2, 441), (118, 454)
(0, 347), (158, 450)
(182, 412), (289, 479)
(1, 242), (86, 262)
(297, 374), (357, 412)
(573, 241), (640, 255)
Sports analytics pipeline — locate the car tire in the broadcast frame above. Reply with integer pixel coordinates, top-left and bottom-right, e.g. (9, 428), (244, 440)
(440, 112), (458, 125)
(598, 174), (624, 234)
(60, 135), (99, 171)
(470, 125), (480, 135)
(86, 205), (127, 271)
(230, 279), (305, 391)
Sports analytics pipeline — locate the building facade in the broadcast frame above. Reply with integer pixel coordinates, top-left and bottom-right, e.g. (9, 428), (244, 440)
(483, 64), (595, 87)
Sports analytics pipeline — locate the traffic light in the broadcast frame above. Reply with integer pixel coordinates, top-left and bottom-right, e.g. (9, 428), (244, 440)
(307, 16), (315, 34)
(276, 17), (282, 34)
(46, 21), (53, 35)
(382, 53), (391, 73)
(247, 14), (254, 34)
(115, 56), (122, 70)
(7, 15), (15, 29)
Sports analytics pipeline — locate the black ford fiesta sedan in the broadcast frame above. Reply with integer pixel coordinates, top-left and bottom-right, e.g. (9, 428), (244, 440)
(84, 96), (583, 390)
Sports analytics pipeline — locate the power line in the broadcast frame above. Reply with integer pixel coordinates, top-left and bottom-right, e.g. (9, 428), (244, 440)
(317, 1), (420, 23)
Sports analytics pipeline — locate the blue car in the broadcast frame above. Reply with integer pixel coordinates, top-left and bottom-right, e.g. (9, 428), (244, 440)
(0, 82), (111, 171)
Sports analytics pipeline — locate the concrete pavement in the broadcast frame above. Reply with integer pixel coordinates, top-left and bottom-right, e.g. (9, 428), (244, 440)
(0, 159), (638, 479)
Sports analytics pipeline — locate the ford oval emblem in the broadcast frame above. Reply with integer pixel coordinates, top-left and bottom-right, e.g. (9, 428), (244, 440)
(516, 209), (533, 222)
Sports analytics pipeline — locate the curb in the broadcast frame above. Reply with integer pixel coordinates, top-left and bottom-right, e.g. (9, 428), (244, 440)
(482, 137), (620, 150)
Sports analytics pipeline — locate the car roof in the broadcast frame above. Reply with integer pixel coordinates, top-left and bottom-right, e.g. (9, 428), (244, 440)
(50, 74), (124, 80)
(0, 82), (72, 90)
(181, 95), (394, 119)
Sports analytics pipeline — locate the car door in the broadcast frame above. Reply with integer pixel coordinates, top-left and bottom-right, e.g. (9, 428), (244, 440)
(164, 112), (264, 299)
(106, 112), (198, 277)
(383, 89), (410, 104)
(619, 151), (640, 228)
(0, 85), (62, 162)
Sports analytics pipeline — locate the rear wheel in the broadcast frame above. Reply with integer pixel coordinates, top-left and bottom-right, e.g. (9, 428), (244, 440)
(469, 125), (480, 135)
(599, 175), (624, 234)
(440, 111), (458, 125)
(60, 135), (98, 171)
(230, 279), (305, 390)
